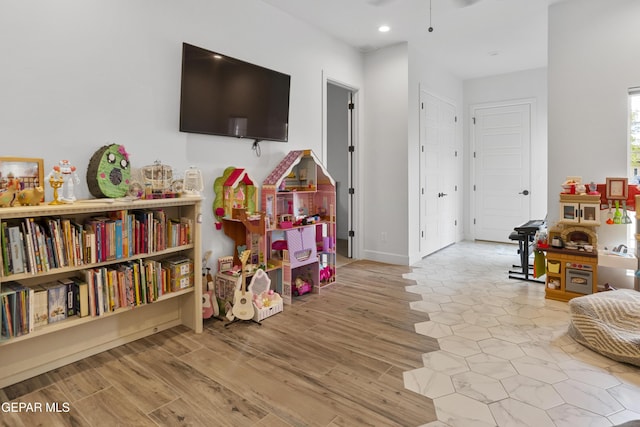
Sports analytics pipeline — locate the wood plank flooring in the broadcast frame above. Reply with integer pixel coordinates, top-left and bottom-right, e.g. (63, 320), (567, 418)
(0, 260), (439, 427)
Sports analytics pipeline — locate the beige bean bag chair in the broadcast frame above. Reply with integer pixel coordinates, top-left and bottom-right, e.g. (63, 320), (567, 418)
(568, 289), (640, 367)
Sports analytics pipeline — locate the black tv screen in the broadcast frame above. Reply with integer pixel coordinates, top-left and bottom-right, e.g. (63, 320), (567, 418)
(180, 43), (290, 142)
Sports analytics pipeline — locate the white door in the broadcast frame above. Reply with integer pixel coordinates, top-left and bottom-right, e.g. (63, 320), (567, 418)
(473, 103), (531, 243)
(420, 91), (457, 256)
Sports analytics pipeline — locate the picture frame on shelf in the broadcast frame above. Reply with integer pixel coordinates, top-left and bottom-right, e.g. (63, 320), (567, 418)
(605, 177), (628, 200)
(0, 157), (45, 202)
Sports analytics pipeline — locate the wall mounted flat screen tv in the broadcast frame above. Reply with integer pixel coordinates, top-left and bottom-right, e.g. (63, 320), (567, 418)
(180, 43), (290, 142)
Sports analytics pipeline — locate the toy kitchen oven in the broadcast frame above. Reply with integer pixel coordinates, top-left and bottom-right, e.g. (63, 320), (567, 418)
(565, 262), (594, 294)
(559, 226), (598, 296)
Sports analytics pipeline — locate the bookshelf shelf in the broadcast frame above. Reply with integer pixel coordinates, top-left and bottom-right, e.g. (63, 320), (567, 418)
(0, 286), (194, 347)
(2, 244), (195, 282)
(0, 197), (202, 387)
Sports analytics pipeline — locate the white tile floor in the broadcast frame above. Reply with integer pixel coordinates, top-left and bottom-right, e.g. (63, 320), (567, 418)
(403, 241), (640, 427)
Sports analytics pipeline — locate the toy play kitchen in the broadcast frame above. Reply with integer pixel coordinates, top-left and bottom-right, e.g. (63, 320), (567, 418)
(545, 224), (599, 302)
(543, 176), (640, 301)
(544, 177), (601, 301)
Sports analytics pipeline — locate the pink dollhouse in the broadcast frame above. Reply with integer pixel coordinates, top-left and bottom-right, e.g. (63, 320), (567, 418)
(261, 150), (337, 304)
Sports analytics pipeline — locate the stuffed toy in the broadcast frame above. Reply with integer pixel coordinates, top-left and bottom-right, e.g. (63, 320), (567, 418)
(16, 186), (44, 206)
(0, 176), (20, 207)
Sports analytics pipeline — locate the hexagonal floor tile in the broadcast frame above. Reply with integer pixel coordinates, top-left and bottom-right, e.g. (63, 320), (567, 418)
(466, 353), (518, 380)
(501, 375), (564, 409)
(554, 379), (624, 416)
(415, 321), (453, 339)
(422, 350), (469, 376)
(404, 366), (455, 399)
(434, 393), (496, 426)
(451, 371), (508, 403)
(489, 398), (555, 427)
(438, 335), (482, 357)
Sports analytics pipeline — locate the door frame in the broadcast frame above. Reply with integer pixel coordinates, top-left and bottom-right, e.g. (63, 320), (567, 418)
(469, 98), (536, 241)
(322, 72), (360, 260)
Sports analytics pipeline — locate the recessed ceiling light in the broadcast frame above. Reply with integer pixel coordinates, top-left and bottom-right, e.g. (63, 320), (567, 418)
(378, 25), (390, 33)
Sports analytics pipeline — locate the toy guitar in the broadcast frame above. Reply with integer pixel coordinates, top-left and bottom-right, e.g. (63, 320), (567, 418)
(202, 291), (214, 319)
(202, 267), (219, 319)
(232, 250), (254, 321)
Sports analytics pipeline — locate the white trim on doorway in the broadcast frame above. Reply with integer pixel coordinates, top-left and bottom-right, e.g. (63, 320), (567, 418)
(322, 71), (361, 260)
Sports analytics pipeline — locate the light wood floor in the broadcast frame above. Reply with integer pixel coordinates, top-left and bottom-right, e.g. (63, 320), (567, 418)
(1, 260), (439, 427)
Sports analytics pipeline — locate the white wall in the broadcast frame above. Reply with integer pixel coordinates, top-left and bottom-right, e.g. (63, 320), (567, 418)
(360, 42), (464, 265)
(0, 0), (364, 265)
(362, 43), (409, 264)
(464, 67), (548, 237)
(548, 0), (640, 223)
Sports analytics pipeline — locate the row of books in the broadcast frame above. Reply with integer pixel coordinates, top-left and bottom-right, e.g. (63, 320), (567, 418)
(1, 279), (78, 339)
(85, 258), (190, 316)
(0, 257), (194, 340)
(0, 209), (193, 277)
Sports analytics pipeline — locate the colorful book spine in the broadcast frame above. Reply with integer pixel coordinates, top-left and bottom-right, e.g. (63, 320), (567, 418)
(84, 270), (97, 317)
(22, 219), (37, 274)
(58, 278), (76, 317)
(71, 278), (89, 318)
(1, 221), (11, 276)
(8, 226), (24, 274)
(32, 285), (48, 328)
(43, 281), (67, 323)
(114, 219), (123, 259)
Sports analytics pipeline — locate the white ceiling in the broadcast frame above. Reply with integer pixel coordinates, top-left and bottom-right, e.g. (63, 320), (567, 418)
(260, 0), (565, 80)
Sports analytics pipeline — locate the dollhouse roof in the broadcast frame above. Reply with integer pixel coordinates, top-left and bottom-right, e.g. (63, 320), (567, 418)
(223, 168), (254, 188)
(263, 149), (335, 187)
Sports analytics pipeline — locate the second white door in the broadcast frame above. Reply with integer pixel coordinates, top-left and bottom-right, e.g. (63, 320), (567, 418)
(473, 102), (532, 243)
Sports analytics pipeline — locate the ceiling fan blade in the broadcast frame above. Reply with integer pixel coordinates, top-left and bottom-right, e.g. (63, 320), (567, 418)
(453, 0), (483, 7)
(366, 0), (397, 6)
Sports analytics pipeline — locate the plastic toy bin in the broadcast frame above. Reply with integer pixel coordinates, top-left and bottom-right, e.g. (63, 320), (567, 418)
(547, 260), (561, 274)
(253, 294), (283, 321)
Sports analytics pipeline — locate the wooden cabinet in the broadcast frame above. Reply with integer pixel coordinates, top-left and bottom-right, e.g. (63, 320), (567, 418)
(559, 194), (601, 225)
(0, 198), (202, 387)
(545, 248), (598, 302)
(261, 150), (337, 304)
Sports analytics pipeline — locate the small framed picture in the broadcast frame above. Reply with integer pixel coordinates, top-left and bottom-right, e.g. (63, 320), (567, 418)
(605, 177), (628, 200)
(0, 157), (45, 202)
